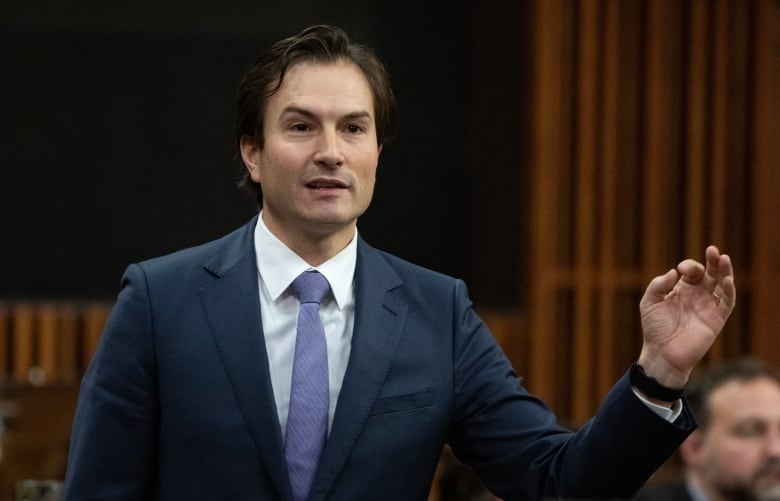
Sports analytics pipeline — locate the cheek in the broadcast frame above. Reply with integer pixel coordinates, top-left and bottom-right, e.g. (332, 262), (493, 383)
(357, 166), (377, 197)
(714, 440), (763, 472)
(359, 151), (379, 182)
(254, 150), (296, 186)
(364, 164), (377, 184)
(258, 137), (311, 172)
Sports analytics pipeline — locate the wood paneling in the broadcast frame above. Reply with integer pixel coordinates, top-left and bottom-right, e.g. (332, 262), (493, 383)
(750, 0), (780, 362)
(0, 302), (111, 387)
(0, 301), (111, 498)
(525, 0), (779, 423)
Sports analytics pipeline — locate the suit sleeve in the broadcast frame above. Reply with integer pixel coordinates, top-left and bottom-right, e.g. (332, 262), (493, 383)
(64, 264), (158, 500)
(446, 279), (695, 500)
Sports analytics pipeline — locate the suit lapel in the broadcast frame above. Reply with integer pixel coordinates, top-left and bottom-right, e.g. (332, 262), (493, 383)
(199, 216), (293, 501)
(311, 240), (408, 500)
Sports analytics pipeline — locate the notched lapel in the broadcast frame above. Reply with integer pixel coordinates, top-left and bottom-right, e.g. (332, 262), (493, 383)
(310, 242), (408, 501)
(199, 217), (293, 501)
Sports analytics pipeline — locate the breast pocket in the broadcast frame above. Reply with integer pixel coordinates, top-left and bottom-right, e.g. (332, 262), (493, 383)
(368, 389), (434, 416)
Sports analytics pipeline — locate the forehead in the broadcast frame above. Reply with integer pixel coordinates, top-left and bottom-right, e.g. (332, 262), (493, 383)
(708, 377), (780, 423)
(268, 61), (374, 114)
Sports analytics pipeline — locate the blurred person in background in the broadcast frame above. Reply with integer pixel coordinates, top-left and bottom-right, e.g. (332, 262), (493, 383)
(634, 357), (780, 501)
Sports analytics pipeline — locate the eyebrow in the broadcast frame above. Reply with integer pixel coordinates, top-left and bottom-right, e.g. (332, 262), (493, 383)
(280, 106), (373, 122)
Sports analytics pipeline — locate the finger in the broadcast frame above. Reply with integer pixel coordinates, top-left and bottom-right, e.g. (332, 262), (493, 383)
(720, 275), (736, 309)
(717, 254), (736, 309)
(640, 268), (679, 307)
(707, 246), (735, 289)
(717, 252), (734, 281)
(705, 245), (723, 280)
(677, 258), (706, 284)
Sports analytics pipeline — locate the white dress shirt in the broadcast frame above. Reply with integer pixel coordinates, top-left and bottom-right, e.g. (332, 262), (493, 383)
(254, 214), (357, 439)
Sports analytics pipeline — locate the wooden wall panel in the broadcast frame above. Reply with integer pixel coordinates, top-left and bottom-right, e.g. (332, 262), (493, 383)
(595, 0), (620, 403)
(11, 305), (34, 385)
(750, 0), (780, 362)
(0, 301), (113, 495)
(527, 0), (779, 424)
(529, 0), (575, 414)
(572, 0), (601, 420)
(0, 306), (8, 381)
(0, 301), (112, 386)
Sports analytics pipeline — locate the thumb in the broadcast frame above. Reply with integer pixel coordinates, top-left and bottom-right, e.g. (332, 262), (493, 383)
(640, 268), (679, 307)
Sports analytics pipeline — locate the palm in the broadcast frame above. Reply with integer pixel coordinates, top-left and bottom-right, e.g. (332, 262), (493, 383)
(638, 246), (735, 383)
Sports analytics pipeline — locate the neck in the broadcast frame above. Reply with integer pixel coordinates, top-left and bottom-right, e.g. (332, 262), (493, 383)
(261, 213), (355, 266)
(687, 471), (728, 501)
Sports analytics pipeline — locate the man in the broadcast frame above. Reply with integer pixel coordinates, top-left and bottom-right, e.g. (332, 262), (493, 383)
(64, 25), (736, 500)
(634, 359), (780, 501)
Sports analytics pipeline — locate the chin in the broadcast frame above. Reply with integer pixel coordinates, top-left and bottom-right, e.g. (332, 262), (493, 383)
(307, 206), (364, 226)
(303, 214), (356, 233)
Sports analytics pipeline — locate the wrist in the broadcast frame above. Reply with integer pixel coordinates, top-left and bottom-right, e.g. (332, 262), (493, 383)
(629, 362), (686, 403)
(637, 350), (690, 388)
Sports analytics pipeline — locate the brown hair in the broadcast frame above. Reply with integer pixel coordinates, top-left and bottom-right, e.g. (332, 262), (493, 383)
(685, 357), (780, 428)
(235, 25), (397, 203)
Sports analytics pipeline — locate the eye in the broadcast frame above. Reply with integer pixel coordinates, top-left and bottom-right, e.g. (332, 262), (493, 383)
(345, 124), (365, 134)
(292, 123), (311, 132)
(733, 420), (767, 438)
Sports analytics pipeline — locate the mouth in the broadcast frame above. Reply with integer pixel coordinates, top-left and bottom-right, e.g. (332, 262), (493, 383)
(305, 178), (349, 190)
(757, 463), (780, 487)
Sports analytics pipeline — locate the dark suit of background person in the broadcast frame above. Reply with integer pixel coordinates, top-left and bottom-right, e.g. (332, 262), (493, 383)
(633, 483), (694, 501)
(63, 25), (737, 501)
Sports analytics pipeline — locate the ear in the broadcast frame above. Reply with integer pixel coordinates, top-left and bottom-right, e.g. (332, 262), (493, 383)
(240, 134), (263, 183)
(680, 429), (706, 466)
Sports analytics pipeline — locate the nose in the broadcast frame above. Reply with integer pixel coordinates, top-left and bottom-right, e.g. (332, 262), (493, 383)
(313, 129), (345, 168)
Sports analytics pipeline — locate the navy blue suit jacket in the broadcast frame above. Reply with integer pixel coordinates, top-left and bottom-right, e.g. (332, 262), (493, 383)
(65, 216), (695, 500)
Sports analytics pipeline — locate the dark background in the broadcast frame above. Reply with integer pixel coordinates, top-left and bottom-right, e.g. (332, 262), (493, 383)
(1, 1), (529, 306)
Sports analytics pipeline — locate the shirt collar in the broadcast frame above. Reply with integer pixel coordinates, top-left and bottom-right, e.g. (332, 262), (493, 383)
(254, 212), (357, 309)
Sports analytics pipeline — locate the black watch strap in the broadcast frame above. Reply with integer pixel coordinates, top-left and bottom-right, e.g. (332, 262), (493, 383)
(629, 362), (685, 401)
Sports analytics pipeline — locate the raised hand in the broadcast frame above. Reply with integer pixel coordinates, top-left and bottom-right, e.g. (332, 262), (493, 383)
(637, 245), (736, 389)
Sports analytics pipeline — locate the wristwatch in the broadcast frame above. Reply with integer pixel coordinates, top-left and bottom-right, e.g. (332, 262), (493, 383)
(629, 362), (685, 401)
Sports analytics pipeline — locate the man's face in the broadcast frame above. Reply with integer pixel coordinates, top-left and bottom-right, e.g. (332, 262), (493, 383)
(690, 378), (780, 501)
(241, 60), (381, 247)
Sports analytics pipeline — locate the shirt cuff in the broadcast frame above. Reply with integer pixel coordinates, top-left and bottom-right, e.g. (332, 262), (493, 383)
(632, 387), (683, 422)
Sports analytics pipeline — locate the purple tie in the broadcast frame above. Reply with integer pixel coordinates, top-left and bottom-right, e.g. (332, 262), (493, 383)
(285, 270), (330, 501)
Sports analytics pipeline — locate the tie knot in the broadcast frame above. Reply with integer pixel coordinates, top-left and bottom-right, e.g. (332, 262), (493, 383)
(290, 270), (330, 305)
